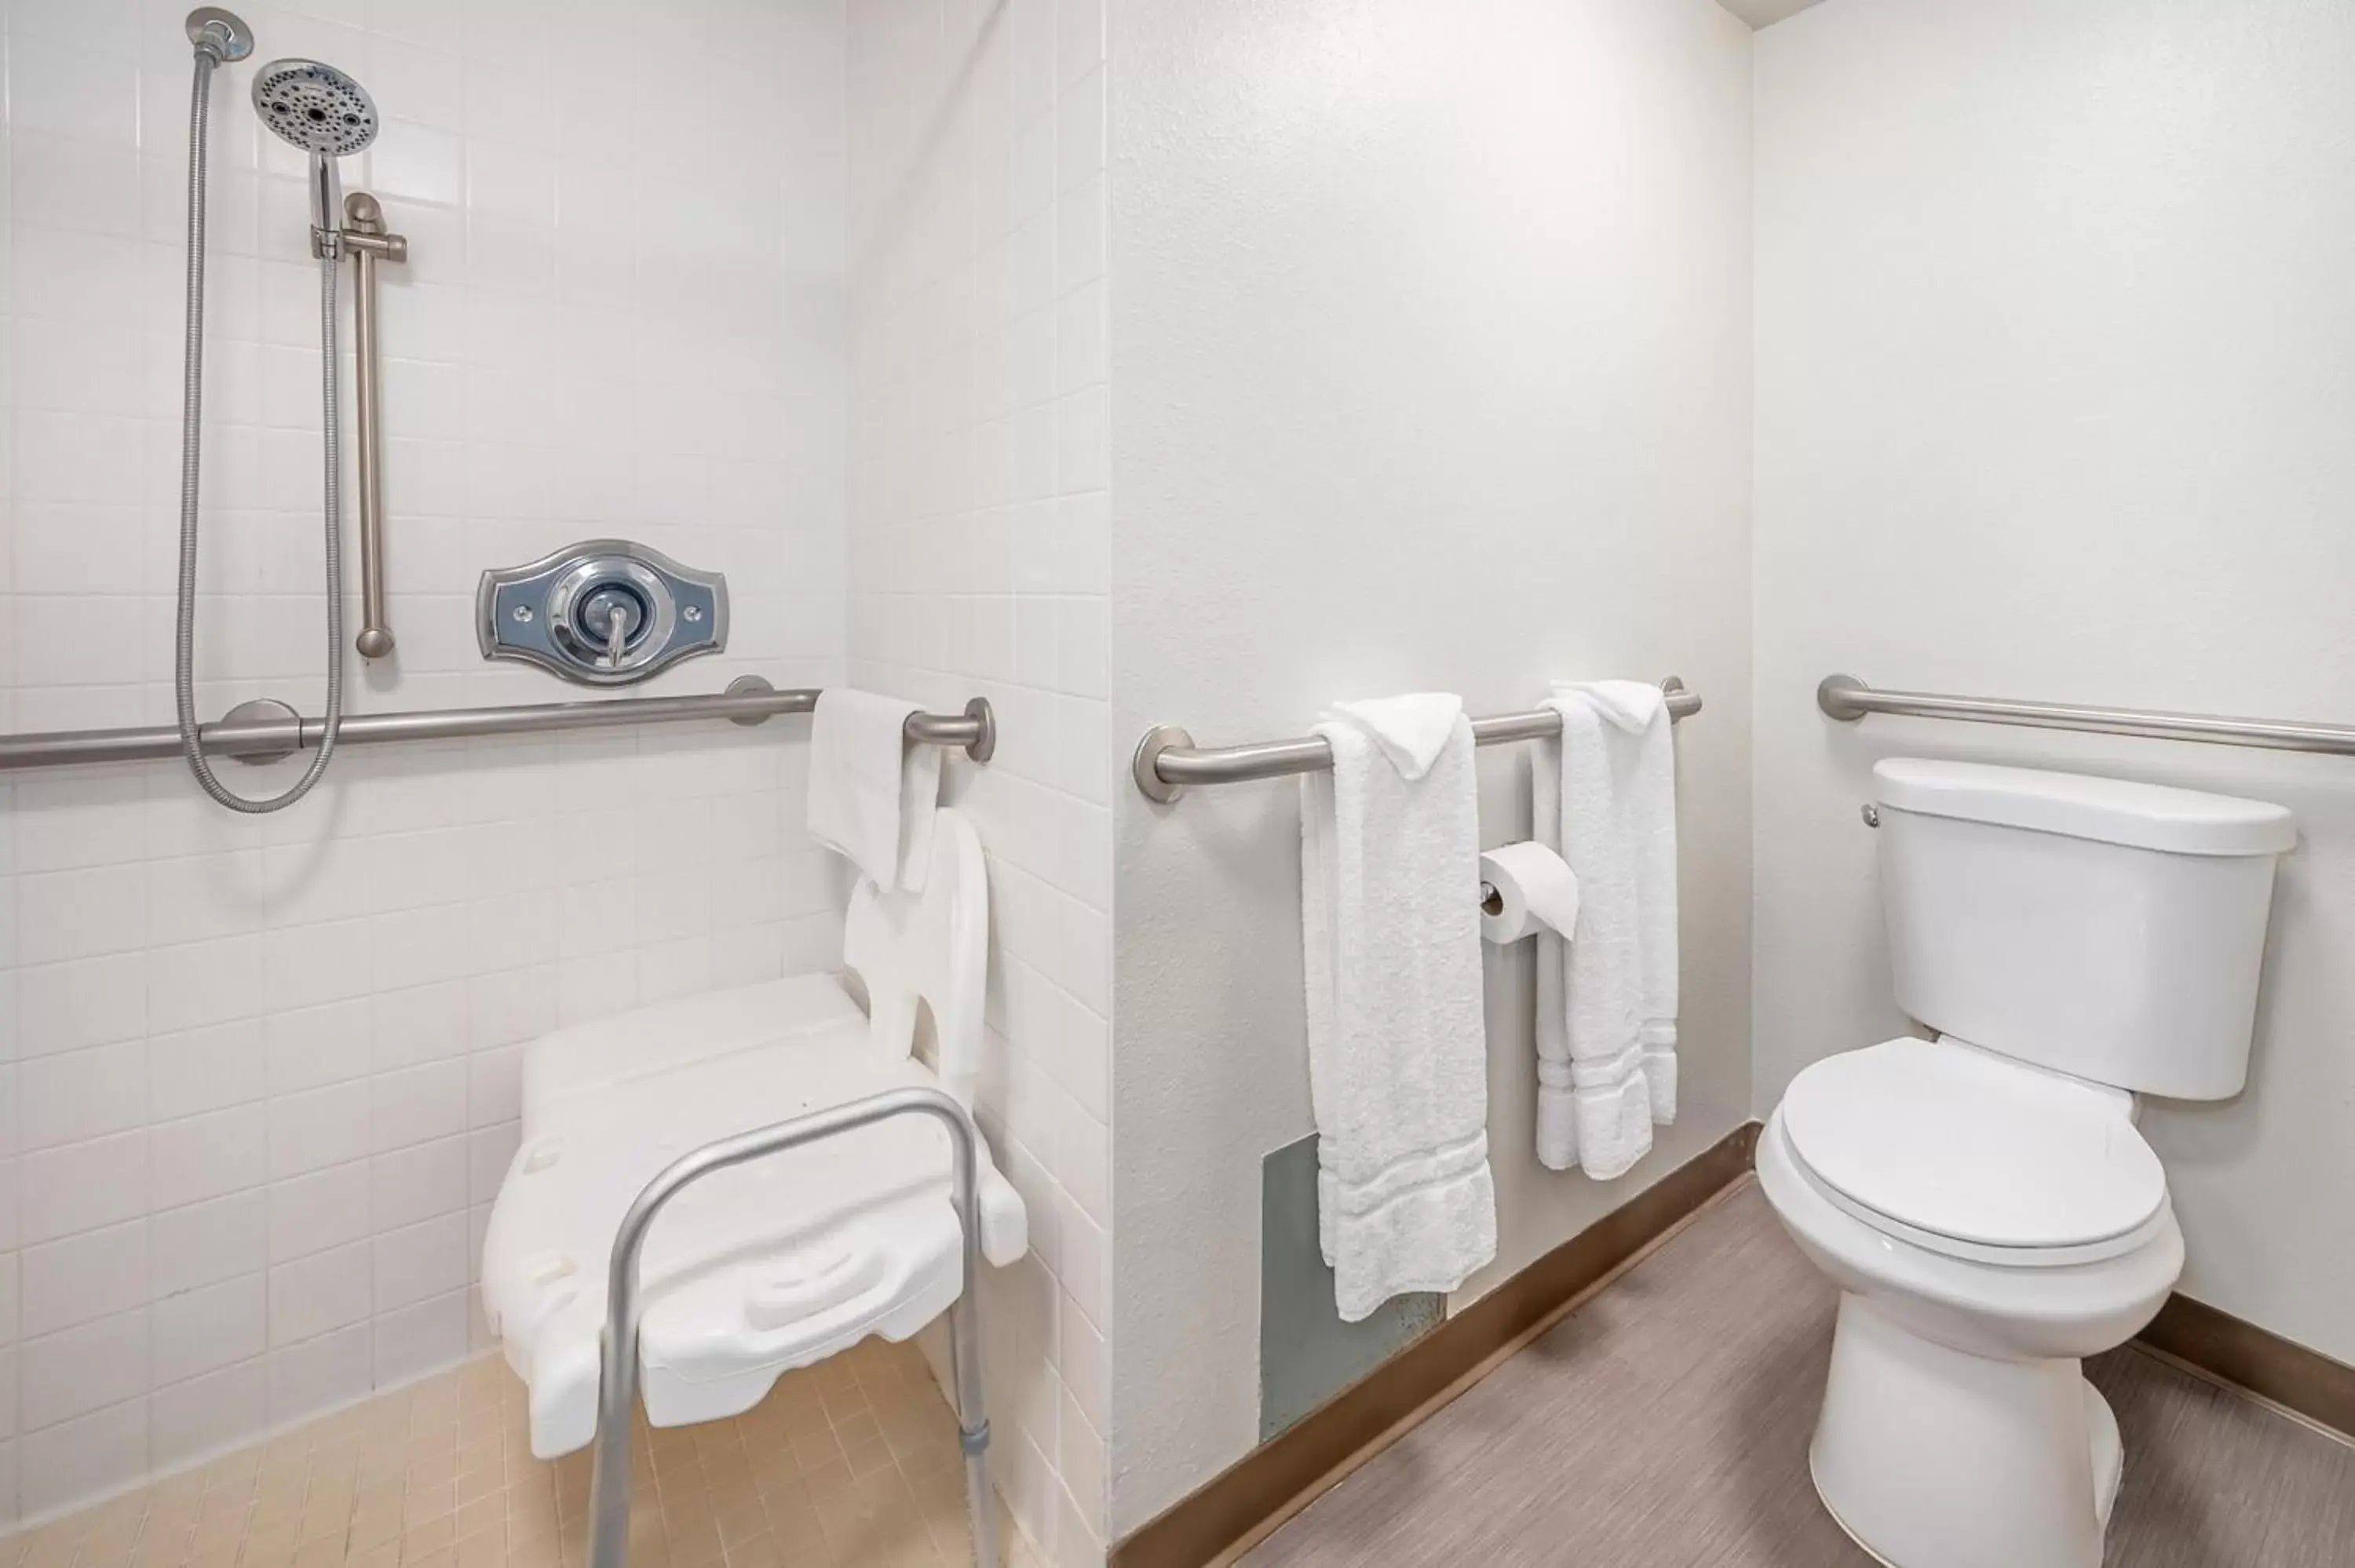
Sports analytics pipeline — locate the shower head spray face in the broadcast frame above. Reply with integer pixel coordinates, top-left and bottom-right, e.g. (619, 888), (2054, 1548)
(252, 60), (378, 250)
(252, 60), (378, 156)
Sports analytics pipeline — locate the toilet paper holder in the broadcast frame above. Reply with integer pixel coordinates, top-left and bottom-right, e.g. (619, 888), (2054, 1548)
(1477, 841), (1582, 943)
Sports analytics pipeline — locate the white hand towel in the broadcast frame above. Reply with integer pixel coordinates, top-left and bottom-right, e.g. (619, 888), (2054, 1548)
(1533, 680), (1680, 1179)
(1302, 695), (1498, 1322)
(1329, 693), (1462, 779)
(807, 689), (942, 892)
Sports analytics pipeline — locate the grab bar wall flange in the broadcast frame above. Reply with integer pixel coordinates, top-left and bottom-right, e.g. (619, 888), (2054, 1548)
(586, 1085), (997, 1568)
(0, 679), (998, 772)
(1133, 676), (1702, 803)
(1817, 674), (2355, 756)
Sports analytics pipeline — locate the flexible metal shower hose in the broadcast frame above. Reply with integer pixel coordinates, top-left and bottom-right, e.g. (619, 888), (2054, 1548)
(175, 47), (345, 811)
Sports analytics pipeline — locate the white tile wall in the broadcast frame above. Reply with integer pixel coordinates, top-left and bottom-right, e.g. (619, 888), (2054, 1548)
(0, 0), (850, 1526)
(845, 2), (1111, 1563)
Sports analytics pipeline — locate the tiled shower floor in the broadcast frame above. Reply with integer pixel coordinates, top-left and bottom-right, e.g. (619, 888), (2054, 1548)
(4, 1341), (1035, 1568)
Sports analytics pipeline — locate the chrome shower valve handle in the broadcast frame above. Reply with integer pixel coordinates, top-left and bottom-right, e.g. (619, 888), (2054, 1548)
(478, 542), (728, 687)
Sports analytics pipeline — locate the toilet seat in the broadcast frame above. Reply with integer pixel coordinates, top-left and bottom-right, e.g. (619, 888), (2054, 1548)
(1781, 1037), (2170, 1268)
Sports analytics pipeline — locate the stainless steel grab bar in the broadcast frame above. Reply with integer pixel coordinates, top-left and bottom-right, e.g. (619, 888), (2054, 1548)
(1817, 674), (2355, 756)
(340, 191), (405, 661)
(0, 677), (998, 772)
(1132, 678), (1700, 802)
(587, 1086), (997, 1568)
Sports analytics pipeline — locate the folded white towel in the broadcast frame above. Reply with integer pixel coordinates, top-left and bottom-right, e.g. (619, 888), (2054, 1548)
(807, 690), (942, 892)
(1302, 695), (1498, 1322)
(1328, 693), (1463, 779)
(1533, 680), (1680, 1179)
(1569, 1047), (1657, 1179)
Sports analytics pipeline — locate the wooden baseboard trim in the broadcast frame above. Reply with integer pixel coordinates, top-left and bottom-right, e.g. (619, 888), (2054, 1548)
(2134, 1292), (2355, 1443)
(1108, 1121), (1762, 1568)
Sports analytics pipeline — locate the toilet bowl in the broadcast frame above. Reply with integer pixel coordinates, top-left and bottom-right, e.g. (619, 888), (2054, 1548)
(1755, 1041), (2184, 1567)
(1762, 759), (2294, 1568)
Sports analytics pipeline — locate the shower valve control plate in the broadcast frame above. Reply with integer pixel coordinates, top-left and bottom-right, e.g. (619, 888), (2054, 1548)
(477, 541), (727, 687)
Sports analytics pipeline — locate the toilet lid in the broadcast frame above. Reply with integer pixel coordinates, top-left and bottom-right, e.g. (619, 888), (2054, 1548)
(1781, 1037), (2167, 1251)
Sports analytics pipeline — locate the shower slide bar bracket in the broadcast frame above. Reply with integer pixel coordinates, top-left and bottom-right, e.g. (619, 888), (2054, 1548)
(586, 1085), (998, 1568)
(1817, 674), (2355, 756)
(1132, 677), (1700, 803)
(0, 677), (997, 773)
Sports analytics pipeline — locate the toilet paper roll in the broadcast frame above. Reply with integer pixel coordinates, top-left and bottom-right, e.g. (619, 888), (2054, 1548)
(1479, 841), (1581, 944)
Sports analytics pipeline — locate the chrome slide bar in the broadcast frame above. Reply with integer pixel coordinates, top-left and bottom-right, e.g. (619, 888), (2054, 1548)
(586, 1086), (996, 1568)
(1131, 678), (1701, 803)
(340, 191), (406, 661)
(1817, 674), (2355, 756)
(0, 677), (998, 772)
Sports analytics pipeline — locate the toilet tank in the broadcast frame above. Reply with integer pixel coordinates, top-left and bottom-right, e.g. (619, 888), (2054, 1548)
(1873, 758), (2294, 1100)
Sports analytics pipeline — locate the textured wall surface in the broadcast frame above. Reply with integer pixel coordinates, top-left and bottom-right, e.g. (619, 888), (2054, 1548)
(1105, 0), (1754, 1532)
(0, 0), (849, 1525)
(844, 1), (1112, 1562)
(1754, 0), (2355, 1364)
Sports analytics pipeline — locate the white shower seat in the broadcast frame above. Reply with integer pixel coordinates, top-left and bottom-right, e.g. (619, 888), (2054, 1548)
(480, 808), (1026, 1459)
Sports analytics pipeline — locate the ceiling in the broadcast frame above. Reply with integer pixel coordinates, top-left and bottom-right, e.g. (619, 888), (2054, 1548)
(1717, 0), (1831, 27)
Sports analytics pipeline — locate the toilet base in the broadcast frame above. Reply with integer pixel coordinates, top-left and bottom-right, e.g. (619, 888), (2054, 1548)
(1809, 1293), (2123, 1568)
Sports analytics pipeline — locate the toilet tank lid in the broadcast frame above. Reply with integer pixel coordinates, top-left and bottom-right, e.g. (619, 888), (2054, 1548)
(1873, 759), (2295, 857)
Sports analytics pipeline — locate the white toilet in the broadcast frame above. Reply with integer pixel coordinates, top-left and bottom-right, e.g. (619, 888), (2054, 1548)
(1757, 758), (2294, 1568)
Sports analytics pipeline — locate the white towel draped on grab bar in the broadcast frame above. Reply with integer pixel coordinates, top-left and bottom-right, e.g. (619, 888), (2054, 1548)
(808, 688), (944, 891)
(1300, 694), (1498, 1322)
(1534, 680), (1681, 1180)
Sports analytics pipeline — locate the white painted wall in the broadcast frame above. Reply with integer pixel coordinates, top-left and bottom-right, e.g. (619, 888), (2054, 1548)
(0, 0), (848, 1525)
(844, 1), (1112, 1562)
(1755, 0), (2355, 1364)
(1107, 0), (1754, 1532)
(1715, 0), (1830, 31)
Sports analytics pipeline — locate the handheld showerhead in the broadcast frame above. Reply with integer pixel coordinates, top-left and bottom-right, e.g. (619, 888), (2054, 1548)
(251, 60), (378, 250)
(252, 57), (377, 155)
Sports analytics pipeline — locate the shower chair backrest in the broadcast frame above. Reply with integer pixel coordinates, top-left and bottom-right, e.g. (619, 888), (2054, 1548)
(841, 806), (988, 1109)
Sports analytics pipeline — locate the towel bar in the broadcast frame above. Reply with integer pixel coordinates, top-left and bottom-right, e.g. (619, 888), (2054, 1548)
(0, 677), (997, 772)
(1818, 675), (2355, 756)
(1132, 678), (1700, 803)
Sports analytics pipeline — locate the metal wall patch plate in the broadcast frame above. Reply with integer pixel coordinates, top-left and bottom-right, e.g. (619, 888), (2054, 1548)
(478, 540), (728, 687)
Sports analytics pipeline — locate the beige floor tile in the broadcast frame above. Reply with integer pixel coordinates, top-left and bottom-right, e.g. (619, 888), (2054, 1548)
(2, 1342), (1030, 1568)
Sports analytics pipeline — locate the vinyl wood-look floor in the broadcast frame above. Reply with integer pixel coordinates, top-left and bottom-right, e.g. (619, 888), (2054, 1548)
(1244, 1182), (2355, 1568)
